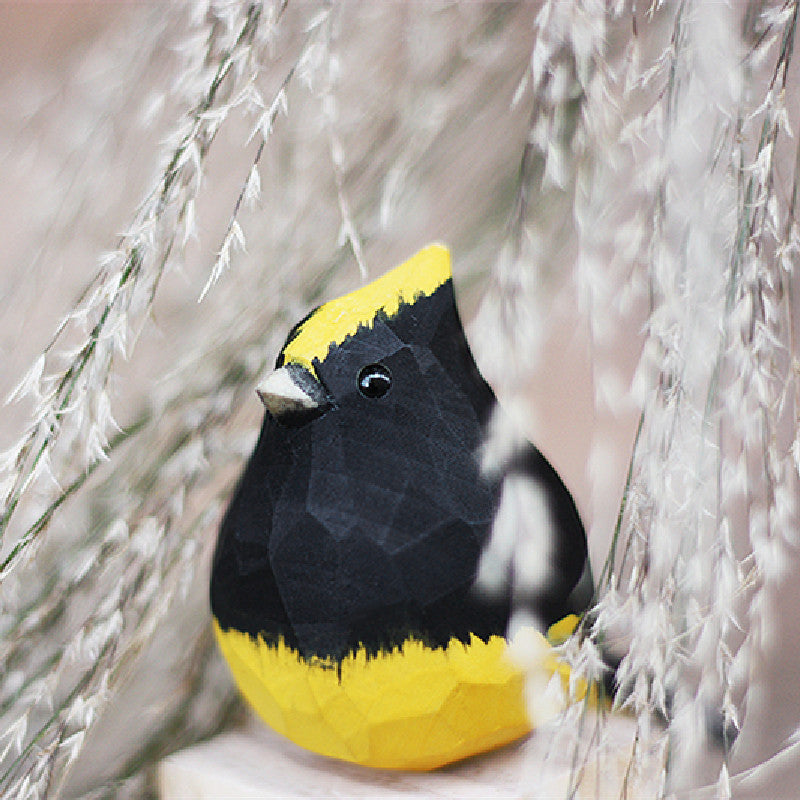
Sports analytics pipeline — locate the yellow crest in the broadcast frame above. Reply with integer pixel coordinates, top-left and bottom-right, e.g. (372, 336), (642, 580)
(280, 244), (451, 373)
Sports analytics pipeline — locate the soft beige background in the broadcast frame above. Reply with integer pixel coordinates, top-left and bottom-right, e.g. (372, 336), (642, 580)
(5, 3), (800, 798)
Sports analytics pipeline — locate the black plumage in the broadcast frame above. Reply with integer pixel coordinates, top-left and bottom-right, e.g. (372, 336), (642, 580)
(211, 277), (589, 663)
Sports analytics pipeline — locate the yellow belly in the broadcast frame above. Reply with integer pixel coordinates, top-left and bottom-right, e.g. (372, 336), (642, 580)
(213, 619), (577, 770)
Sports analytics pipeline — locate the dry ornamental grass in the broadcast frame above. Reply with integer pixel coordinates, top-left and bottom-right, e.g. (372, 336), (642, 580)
(1, 2), (800, 798)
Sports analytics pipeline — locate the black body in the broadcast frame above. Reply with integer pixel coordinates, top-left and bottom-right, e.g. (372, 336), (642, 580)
(211, 281), (588, 662)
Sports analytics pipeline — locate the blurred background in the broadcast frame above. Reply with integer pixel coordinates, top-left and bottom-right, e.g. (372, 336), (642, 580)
(1, 2), (799, 798)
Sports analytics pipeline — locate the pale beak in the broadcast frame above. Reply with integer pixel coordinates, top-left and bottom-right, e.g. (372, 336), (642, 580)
(256, 364), (329, 421)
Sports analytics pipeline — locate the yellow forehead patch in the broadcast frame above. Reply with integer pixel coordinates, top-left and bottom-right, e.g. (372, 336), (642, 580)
(281, 243), (451, 373)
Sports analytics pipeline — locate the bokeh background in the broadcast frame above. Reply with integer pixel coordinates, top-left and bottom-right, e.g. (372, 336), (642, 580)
(2, 2), (800, 798)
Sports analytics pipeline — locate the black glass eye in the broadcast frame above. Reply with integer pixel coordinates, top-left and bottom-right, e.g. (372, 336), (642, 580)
(357, 363), (392, 399)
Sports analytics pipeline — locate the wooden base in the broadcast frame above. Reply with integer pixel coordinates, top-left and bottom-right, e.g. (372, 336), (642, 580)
(158, 712), (657, 799)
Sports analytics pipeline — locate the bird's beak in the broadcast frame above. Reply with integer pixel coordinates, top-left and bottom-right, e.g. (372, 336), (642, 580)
(256, 364), (329, 422)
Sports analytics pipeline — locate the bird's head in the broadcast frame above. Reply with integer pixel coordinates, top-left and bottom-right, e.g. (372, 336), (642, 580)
(256, 243), (456, 426)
